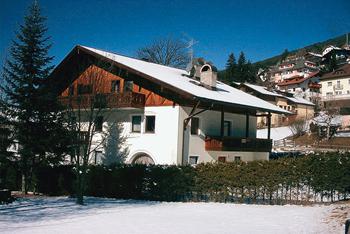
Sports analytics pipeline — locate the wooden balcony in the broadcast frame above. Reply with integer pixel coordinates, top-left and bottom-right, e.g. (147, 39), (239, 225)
(205, 136), (272, 152)
(59, 92), (145, 109)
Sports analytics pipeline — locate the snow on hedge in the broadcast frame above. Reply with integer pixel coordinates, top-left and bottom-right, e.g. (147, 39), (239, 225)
(0, 197), (340, 234)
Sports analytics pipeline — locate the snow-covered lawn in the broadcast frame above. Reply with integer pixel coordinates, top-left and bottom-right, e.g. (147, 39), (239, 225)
(0, 197), (346, 234)
(257, 126), (293, 141)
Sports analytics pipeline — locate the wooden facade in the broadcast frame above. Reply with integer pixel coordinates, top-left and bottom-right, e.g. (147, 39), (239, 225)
(59, 65), (174, 108)
(205, 136), (272, 152)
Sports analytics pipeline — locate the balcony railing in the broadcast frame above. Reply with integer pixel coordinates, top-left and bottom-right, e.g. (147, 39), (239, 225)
(333, 84), (343, 90)
(322, 94), (350, 101)
(59, 92), (145, 109)
(205, 136), (272, 152)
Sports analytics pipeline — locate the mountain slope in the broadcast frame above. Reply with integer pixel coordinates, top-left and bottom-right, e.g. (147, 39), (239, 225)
(254, 33), (349, 68)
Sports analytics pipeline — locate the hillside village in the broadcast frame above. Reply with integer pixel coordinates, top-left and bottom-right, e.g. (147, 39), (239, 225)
(0, 1), (350, 234)
(230, 36), (350, 152)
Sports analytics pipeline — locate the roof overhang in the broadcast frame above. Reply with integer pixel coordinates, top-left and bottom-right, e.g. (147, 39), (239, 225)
(48, 45), (291, 115)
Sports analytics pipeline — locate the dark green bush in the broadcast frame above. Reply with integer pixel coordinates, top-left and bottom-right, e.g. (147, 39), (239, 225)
(5, 152), (349, 204)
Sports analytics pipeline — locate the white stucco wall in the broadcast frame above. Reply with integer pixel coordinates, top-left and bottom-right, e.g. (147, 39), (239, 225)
(178, 107), (268, 164)
(88, 105), (269, 165)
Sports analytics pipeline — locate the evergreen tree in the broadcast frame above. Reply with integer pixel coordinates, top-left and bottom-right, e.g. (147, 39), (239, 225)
(0, 1), (69, 193)
(224, 53), (237, 84)
(235, 52), (246, 82)
(280, 49), (289, 62)
(102, 122), (129, 166)
(244, 61), (256, 83)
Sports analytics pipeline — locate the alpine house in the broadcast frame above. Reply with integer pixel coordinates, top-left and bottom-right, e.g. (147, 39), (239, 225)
(49, 45), (289, 165)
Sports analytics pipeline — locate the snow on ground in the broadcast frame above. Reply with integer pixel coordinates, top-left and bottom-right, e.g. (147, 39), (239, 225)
(0, 197), (343, 234)
(257, 126), (293, 141)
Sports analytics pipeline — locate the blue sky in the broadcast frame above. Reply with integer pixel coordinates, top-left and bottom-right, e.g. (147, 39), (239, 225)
(1, 0), (350, 69)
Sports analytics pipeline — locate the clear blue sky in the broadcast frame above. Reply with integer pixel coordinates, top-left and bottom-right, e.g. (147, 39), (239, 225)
(1, 0), (350, 69)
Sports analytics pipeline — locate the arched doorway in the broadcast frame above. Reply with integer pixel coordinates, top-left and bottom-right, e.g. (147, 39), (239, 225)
(131, 153), (155, 165)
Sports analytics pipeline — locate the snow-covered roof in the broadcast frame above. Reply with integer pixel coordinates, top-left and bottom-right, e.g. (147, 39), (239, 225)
(322, 45), (342, 56)
(311, 112), (342, 126)
(242, 83), (283, 97)
(80, 46), (289, 114)
(239, 82), (314, 106)
(285, 96), (315, 106)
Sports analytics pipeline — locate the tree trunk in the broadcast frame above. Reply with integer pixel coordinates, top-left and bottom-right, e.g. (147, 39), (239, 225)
(21, 173), (27, 194)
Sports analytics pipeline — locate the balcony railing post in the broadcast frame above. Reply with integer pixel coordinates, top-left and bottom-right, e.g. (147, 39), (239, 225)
(267, 112), (271, 140)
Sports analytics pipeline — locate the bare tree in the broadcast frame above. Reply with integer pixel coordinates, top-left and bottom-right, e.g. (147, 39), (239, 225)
(289, 119), (307, 137)
(137, 37), (190, 69)
(61, 64), (128, 204)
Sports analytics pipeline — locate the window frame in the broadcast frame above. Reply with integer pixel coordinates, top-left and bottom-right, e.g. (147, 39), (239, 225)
(131, 115), (142, 133)
(218, 156), (226, 163)
(124, 80), (134, 92)
(190, 117), (200, 135)
(77, 84), (93, 95)
(189, 155), (199, 165)
(111, 80), (121, 93)
(145, 115), (156, 133)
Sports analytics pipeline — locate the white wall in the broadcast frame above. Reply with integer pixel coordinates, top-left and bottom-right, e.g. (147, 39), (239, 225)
(321, 76), (350, 98)
(89, 105), (268, 165)
(179, 107), (268, 164)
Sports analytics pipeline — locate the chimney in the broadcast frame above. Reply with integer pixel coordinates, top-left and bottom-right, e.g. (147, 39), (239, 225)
(199, 64), (217, 89)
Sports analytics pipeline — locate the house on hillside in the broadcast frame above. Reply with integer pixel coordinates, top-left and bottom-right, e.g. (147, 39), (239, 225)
(276, 71), (321, 104)
(49, 45), (289, 165)
(320, 64), (350, 111)
(321, 45), (350, 67)
(270, 54), (320, 83)
(238, 83), (314, 128)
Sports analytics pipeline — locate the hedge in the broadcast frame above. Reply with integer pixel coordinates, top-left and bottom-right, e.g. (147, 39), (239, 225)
(2, 152), (350, 204)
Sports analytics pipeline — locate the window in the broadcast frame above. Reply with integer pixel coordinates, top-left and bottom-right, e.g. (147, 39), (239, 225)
(189, 156), (198, 165)
(111, 80), (120, 93)
(234, 156), (241, 162)
(218, 156), (226, 163)
(77, 84), (92, 94)
(68, 85), (74, 96)
(124, 80), (133, 92)
(224, 120), (231, 136)
(94, 151), (103, 165)
(327, 82), (332, 87)
(348, 79), (350, 85)
(94, 116), (103, 132)
(131, 115), (141, 133)
(145, 115), (155, 133)
(191, 117), (199, 135)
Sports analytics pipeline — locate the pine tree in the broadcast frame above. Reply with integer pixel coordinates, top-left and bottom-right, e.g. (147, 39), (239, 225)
(280, 49), (289, 62)
(224, 53), (237, 84)
(236, 52), (247, 82)
(0, 1), (68, 193)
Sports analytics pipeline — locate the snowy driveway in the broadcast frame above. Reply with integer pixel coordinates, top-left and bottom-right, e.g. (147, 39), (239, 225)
(0, 197), (341, 234)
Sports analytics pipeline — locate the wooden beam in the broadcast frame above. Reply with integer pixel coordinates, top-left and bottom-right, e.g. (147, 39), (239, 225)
(267, 112), (271, 140)
(183, 101), (200, 130)
(245, 113), (249, 138)
(220, 106), (224, 137)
